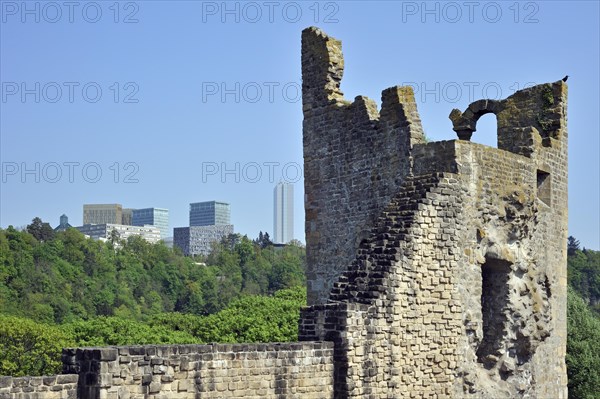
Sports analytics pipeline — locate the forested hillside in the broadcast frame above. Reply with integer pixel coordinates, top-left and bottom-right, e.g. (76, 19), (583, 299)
(0, 221), (307, 376)
(0, 288), (305, 376)
(567, 236), (600, 315)
(0, 224), (304, 323)
(565, 236), (600, 398)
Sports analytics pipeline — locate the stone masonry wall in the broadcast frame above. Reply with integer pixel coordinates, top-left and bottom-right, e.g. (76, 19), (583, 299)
(0, 375), (78, 399)
(301, 172), (466, 398)
(436, 140), (566, 398)
(445, 82), (568, 398)
(62, 342), (333, 399)
(301, 26), (568, 398)
(302, 27), (426, 305)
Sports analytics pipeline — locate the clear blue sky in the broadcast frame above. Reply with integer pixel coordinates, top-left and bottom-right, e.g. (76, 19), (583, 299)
(1, 1), (598, 249)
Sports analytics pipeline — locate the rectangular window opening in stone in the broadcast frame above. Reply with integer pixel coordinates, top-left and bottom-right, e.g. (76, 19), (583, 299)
(537, 170), (551, 206)
(477, 257), (512, 369)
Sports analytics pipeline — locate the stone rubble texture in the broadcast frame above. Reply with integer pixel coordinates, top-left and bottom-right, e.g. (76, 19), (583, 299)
(1, 27), (568, 399)
(300, 26), (568, 398)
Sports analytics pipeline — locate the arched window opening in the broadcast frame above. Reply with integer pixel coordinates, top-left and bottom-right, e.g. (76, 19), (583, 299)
(472, 112), (498, 148)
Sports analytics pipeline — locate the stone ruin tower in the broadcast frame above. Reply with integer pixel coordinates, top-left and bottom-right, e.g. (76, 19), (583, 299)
(299, 27), (568, 398)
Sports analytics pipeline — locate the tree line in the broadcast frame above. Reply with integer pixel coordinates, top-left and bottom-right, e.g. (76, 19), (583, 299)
(0, 222), (305, 323)
(565, 236), (600, 398)
(0, 287), (305, 377)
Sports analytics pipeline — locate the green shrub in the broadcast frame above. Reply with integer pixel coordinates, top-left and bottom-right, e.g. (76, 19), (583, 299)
(0, 315), (74, 376)
(63, 316), (199, 347)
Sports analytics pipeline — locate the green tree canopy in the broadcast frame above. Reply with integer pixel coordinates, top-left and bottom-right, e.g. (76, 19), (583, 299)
(26, 217), (55, 242)
(566, 287), (600, 399)
(0, 315), (73, 376)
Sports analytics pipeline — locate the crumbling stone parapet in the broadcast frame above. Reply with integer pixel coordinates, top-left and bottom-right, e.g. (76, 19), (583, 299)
(449, 81), (568, 154)
(301, 26), (568, 399)
(302, 27), (427, 307)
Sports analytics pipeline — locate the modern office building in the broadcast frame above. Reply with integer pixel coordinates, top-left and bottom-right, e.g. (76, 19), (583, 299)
(83, 204), (134, 226)
(174, 225), (234, 256)
(121, 208), (134, 225)
(173, 200), (233, 256)
(273, 182), (294, 244)
(83, 204), (123, 225)
(189, 201), (230, 226)
(132, 208), (169, 239)
(54, 214), (72, 232)
(76, 223), (161, 244)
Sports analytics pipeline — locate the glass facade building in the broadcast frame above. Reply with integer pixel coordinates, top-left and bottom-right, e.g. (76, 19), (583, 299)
(273, 182), (294, 244)
(83, 204), (134, 226)
(132, 208), (169, 239)
(189, 201), (230, 226)
(174, 225), (234, 256)
(83, 204), (123, 225)
(121, 208), (134, 226)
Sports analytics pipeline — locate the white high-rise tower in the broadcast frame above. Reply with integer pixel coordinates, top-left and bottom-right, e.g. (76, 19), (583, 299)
(273, 182), (294, 244)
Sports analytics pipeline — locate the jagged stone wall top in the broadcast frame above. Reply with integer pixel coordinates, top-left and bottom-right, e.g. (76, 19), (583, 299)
(301, 26), (567, 398)
(302, 27), (427, 305)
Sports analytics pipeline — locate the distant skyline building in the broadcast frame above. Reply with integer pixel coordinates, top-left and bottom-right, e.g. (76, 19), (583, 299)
(189, 201), (230, 226)
(76, 223), (161, 244)
(121, 208), (134, 226)
(273, 182), (294, 244)
(132, 208), (169, 239)
(54, 214), (72, 232)
(174, 200), (233, 256)
(83, 204), (124, 225)
(83, 204), (135, 226)
(174, 225), (234, 256)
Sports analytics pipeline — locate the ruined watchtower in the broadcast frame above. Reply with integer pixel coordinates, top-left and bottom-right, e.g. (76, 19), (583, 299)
(300, 27), (568, 398)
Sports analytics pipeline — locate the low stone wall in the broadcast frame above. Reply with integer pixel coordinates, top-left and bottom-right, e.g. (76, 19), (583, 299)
(0, 374), (78, 399)
(63, 342), (334, 399)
